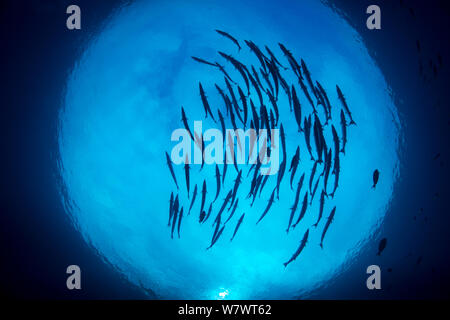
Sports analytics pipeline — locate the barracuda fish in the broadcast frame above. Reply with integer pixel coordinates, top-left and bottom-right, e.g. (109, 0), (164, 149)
(313, 114), (324, 163)
(229, 169), (242, 209)
(323, 148), (332, 193)
(184, 154), (190, 198)
(287, 173), (305, 233)
(169, 193), (178, 227)
(218, 51), (250, 94)
(291, 85), (303, 132)
(298, 76), (316, 113)
(265, 45), (288, 70)
(230, 213), (245, 242)
(245, 40), (268, 72)
(320, 206), (336, 248)
(340, 109), (348, 154)
(278, 43), (302, 77)
(168, 192), (174, 226)
(266, 57), (280, 100)
(188, 184), (198, 214)
(310, 175), (320, 205)
(214, 165), (221, 203)
(336, 85), (356, 125)
(260, 67), (275, 96)
(191, 56), (217, 67)
(330, 155), (340, 198)
(266, 89), (279, 125)
(199, 82), (216, 121)
(238, 86), (248, 127)
(171, 203), (178, 239)
(309, 161), (318, 193)
(165, 152), (179, 190)
(181, 106), (194, 141)
(284, 229), (309, 268)
(215, 189), (233, 225)
(289, 146), (300, 190)
(216, 29), (241, 51)
(225, 198), (239, 224)
(200, 180), (207, 217)
(215, 62), (236, 84)
(301, 59), (318, 101)
(304, 115), (314, 160)
(177, 207), (184, 238)
(316, 81), (332, 121)
(372, 169), (380, 189)
(292, 191), (308, 229)
(256, 189), (276, 225)
(247, 68), (264, 107)
(313, 190), (327, 228)
(251, 174), (264, 206)
(203, 202), (213, 224)
(217, 109), (226, 144)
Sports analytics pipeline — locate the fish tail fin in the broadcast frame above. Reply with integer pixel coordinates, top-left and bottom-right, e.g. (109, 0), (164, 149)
(350, 120), (356, 126)
(372, 184), (376, 189)
(319, 243), (323, 249)
(313, 223), (318, 228)
(283, 262), (288, 268)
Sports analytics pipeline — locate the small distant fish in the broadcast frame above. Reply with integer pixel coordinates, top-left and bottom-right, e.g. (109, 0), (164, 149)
(256, 189), (276, 225)
(188, 184), (198, 214)
(177, 207), (184, 238)
(377, 238), (387, 256)
(165, 152), (179, 190)
(372, 169), (380, 189)
(191, 56), (218, 67)
(214, 165), (221, 202)
(283, 229), (309, 268)
(184, 155), (190, 198)
(336, 85), (356, 125)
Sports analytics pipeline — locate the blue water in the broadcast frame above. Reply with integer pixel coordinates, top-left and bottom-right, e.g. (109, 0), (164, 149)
(58, 0), (401, 299)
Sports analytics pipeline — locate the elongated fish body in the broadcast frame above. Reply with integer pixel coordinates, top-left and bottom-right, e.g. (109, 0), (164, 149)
(165, 152), (179, 190)
(265, 45), (287, 70)
(210, 213), (222, 248)
(177, 207), (184, 238)
(315, 85), (327, 115)
(301, 59), (318, 101)
(250, 99), (260, 132)
(287, 173), (305, 232)
(339, 109), (348, 154)
(313, 190), (326, 227)
(219, 52), (250, 94)
(331, 125), (340, 158)
(269, 109), (275, 131)
(313, 116), (324, 163)
(223, 153), (228, 185)
(230, 170), (242, 209)
(267, 91), (279, 125)
(309, 161), (318, 192)
(284, 229), (309, 267)
(291, 86), (303, 132)
(256, 189), (276, 225)
(171, 204), (178, 239)
(216, 190), (233, 224)
(168, 192), (174, 226)
(304, 116), (314, 160)
(289, 147), (300, 189)
(298, 77), (316, 113)
(280, 123), (286, 158)
(238, 86), (248, 127)
(215, 62), (236, 84)
(293, 191), (308, 229)
(181, 106), (194, 141)
(278, 43), (301, 77)
(260, 105), (271, 141)
(214, 165), (221, 202)
(266, 57), (280, 100)
(251, 175), (264, 206)
(259, 173), (271, 197)
(225, 198), (239, 224)
(323, 148), (332, 193)
(188, 184), (198, 214)
(230, 213), (245, 241)
(199, 210), (206, 223)
(248, 68), (264, 106)
(200, 180), (207, 217)
(184, 155), (190, 198)
(215, 29), (241, 51)
(199, 82), (216, 122)
(217, 109), (226, 143)
(377, 238), (387, 255)
(310, 175), (320, 205)
(191, 56), (217, 67)
(245, 40), (268, 72)
(320, 206), (336, 248)
(169, 194), (178, 227)
(372, 169), (380, 189)
(279, 74), (292, 111)
(316, 81), (332, 120)
(251, 65), (265, 92)
(330, 154), (340, 198)
(336, 85), (356, 125)
(207, 224), (226, 250)
(203, 202), (213, 224)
